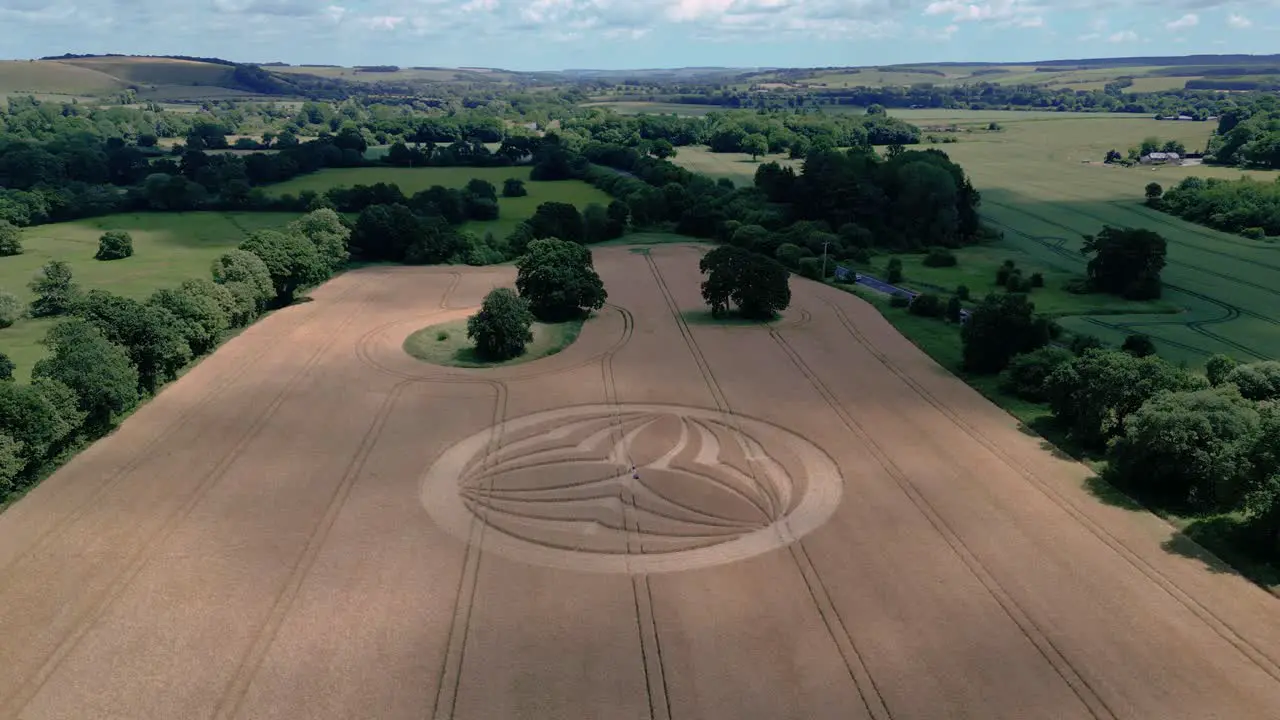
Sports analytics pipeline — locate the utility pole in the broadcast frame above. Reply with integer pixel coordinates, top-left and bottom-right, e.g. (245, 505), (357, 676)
(821, 240), (831, 282)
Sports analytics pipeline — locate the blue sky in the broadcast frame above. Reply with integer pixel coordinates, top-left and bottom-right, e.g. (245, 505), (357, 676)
(1, 0), (1278, 71)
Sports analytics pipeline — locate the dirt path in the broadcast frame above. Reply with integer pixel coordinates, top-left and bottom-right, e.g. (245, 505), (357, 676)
(0, 245), (1277, 719)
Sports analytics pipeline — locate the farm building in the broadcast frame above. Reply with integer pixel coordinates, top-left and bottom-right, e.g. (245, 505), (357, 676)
(1140, 151), (1181, 165)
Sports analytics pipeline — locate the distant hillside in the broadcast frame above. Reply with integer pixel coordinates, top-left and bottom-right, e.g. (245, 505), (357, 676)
(0, 60), (125, 95)
(726, 54), (1280, 93)
(0, 55), (406, 100)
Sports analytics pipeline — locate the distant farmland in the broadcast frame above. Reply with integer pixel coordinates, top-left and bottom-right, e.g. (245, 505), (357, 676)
(671, 109), (1280, 366)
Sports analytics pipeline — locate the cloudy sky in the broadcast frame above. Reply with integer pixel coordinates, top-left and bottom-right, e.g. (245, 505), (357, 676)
(1, 0), (1277, 71)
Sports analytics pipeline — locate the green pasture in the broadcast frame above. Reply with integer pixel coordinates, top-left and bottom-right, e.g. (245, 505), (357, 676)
(264, 166), (613, 240)
(0, 212), (298, 380)
(936, 113), (1280, 366)
(671, 146), (800, 185)
(867, 245), (1180, 319)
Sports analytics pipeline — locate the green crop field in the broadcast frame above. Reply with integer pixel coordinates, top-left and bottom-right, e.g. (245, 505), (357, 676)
(902, 111), (1279, 366)
(674, 109), (1280, 366)
(730, 60), (1273, 90)
(0, 60), (125, 95)
(0, 212), (299, 380)
(264, 166), (614, 240)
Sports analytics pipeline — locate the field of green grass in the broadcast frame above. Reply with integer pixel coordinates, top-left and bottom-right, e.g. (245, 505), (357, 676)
(670, 146), (800, 185)
(0, 212), (298, 380)
(930, 111), (1280, 366)
(265, 166), (614, 240)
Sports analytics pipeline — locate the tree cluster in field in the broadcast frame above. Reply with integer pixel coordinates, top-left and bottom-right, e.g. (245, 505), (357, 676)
(567, 135), (984, 271)
(992, 259), (1044, 293)
(949, 285), (1280, 561)
(466, 238), (607, 361)
(0, 209), (349, 499)
(1102, 136), (1189, 165)
(1019, 345), (1280, 559)
(1158, 175), (1280, 239)
(1206, 102), (1280, 169)
(95, 231), (134, 261)
(344, 174), (624, 269)
(1077, 226), (1167, 300)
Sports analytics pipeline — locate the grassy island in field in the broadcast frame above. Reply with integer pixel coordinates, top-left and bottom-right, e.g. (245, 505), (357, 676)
(402, 316), (583, 368)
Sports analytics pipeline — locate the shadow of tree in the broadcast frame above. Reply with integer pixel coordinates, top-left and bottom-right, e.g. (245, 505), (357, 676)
(1163, 516), (1280, 589)
(1083, 474), (1145, 512)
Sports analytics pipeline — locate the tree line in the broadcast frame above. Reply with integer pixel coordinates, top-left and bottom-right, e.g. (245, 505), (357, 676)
(0, 209), (350, 501)
(1205, 99), (1280, 169)
(561, 133), (984, 267)
(1157, 175), (1280, 239)
(596, 81), (1269, 118)
(560, 107), (921, 157)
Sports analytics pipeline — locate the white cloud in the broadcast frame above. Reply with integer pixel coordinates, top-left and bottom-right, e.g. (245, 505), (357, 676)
(1227, 13), (1252, 28)
(1165, 13), (1198, 30)
(921, 0), (1044, 28)
(360, 14), (405, 29)
(1107, 29), (1137, 41)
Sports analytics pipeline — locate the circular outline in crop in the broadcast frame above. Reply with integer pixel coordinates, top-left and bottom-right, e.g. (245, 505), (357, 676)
(419, 403), (843, 574)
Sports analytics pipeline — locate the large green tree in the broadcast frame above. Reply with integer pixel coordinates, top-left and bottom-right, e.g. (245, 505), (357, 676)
(528, 202), (586, 245)
(1080, 226), (1167, 300)
(961, 293), (1051, 374)
(0, 290), (22, 329)
(1045, 348), (1207, 450)
(239, 230), (328, 305)
(75, 289), (192, 393)
(95, 230), (134, 261)
(742, 133), (768, 161)
(999, 346), (1075, 402)
(351, 204), (422, 262)
(28, 260), (81, 318)
(1243, 474), (1280, 559)
(148, 280), (230, 356)
(1223, 361), (1280, 401)
(467, 288), (535, 361)
(515, 238), (608, 322)
(1108, 386), (1260, 509)
(32, 319), (139, 431)
(287, 208), (350, 274)
(211, 249), (275, 313)
(0, 433), (23, 495)
(0, 219), (22, 256)
(0, 379), (81, 475)
(698, 245), (791, 320)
